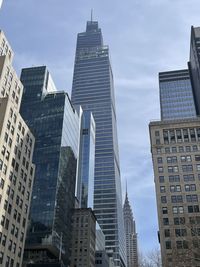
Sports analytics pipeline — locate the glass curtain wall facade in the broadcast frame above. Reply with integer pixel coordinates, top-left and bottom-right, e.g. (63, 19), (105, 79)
(20, 66), (80, 267)
(71, 20), (127, 266)
(76, 109), (95, 208)
(159, 69), (196, 120)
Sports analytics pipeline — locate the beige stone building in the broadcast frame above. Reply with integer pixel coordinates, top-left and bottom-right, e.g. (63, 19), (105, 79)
(0, 30), (35, 267)
(70, 208), (96, 267)
(149, 118), (200, 267)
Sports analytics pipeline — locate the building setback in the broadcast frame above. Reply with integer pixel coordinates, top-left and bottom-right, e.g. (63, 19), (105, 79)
(123, 189), (138, 267)
(150, 118), (200, 266)
(71, 19), (127, 267)
(159, 69), (196, 120)
(20, 66), (80, 267)
(0, 30), (35, 267)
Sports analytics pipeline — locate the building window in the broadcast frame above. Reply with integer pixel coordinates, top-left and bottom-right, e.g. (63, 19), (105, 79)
(164, 229), (170, 237)
(176, 240), (188, 249)
(161, 196), (167, 203)
(178, 146), (184, 152)
(173, 206), (184, 214)
(159, 176), (164, 183)
(188, 205), (200, 213)
(186, 146), (191, 152)
(157, 148), (161, 154)
(160, 186), (165, 193)
(195, 155), (200, 161)
(158, 167), (163, 173)
(182, 165), (193, 172)
(172, 147), (177, 153)
(163, 218), (169, 225)
(174, 217), (185, 225)
(167, 156), (177, 163)
(162, 207), (168, 214)
(175, 229), (187, 237)
(170, 185), (181, 192)
(186, 194), (198, 202)
(193, 145), (198, 151)
(168, 166), (178, 173)
(181, 155), (192, 162)
(183, 174), (195, 182)
(197, 164), (200, 171)
(165, 241), (171, 249)
(185, 184), (196, 192)
(157, 157), (163, 164)
(171, 195), (183, 203)
(165, 147), (170, 153)
(169, 175), (180, 182)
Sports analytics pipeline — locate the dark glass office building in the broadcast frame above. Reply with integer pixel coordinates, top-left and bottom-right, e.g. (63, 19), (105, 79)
(159, 69), (196, 120)
(20, 66), (80, 266)
(71, 21), (127, 266)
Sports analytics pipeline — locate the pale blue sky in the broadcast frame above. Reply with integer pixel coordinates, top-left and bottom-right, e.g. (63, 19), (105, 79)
(1, 0), (200, 254)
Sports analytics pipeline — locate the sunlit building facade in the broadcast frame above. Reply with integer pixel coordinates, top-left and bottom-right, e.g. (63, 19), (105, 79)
(150, 118), (200, 266)
(0, 31), (35, 267)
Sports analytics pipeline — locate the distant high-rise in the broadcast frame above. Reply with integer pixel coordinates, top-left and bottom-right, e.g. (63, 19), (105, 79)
(71, 19), (127, 266)
(159, 69), (196, 120)
(20, 66), (80, 266)
(123, 189), (138, 267)
(0, 31), (35, 267)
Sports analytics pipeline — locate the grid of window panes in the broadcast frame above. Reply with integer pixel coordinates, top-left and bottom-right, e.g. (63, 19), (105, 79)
(20, 67), (79, 266)
(159, 70), (196, 120)
(71, 21), (126, 266)
(151, 121), (200, 266)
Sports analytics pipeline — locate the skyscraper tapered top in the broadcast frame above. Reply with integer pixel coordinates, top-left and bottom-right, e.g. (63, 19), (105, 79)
(123, 190), (138, 267)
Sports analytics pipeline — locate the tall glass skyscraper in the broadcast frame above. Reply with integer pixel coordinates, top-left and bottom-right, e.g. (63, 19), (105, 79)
(20, 66), (80, 267)
(71, 20), (127, 266)
(159, 69), (196, 120)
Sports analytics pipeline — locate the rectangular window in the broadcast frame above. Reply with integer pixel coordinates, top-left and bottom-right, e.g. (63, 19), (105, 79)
(183, 174), (195, 182)
(169, 175), (180, 182)
(160, 186), (165, 193)
(182, 165), (193, 172)
(159, 176), (164, 183)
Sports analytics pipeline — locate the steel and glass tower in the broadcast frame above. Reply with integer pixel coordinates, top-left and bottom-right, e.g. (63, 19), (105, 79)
(71, 20), (127, 266)
(159, 69), (196, 120)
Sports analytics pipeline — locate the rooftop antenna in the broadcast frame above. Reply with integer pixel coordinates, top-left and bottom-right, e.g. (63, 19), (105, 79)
(91, 8), (93, 22)
(126, 180), (128, 198)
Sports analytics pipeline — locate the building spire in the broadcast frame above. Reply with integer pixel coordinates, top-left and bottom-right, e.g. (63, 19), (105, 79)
(125, 180), (129, 203)
(91, 8), (93, 22)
